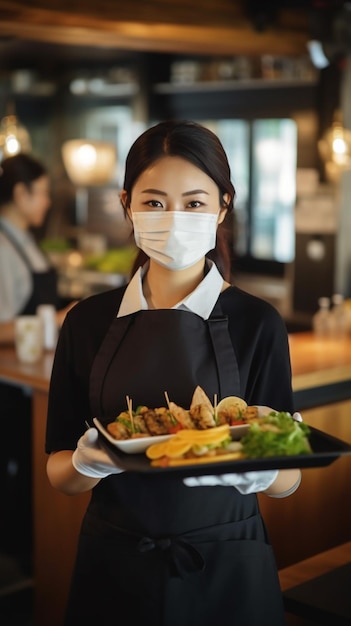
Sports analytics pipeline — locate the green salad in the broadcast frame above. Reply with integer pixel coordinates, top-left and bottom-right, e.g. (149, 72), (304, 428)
(240, 411), (311, 458)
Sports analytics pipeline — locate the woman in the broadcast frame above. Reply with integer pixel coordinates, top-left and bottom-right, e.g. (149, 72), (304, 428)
(46, 121), (301, 626)
(0, 152), (73, 343)
(0, 153), (74, 571)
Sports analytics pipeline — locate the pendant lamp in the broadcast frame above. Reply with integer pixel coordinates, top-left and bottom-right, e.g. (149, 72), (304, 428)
(0, 108), (32, 158)
(62, 139), (117, 187)
(61, 139), (117, 225)
(318, 110), (351, 175)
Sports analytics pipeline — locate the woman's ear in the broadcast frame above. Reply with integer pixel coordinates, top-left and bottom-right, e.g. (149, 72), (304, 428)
(217, 193), (231, 225)
(120, 190), (132, 220)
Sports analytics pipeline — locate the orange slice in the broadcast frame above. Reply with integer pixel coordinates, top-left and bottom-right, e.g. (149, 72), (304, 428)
(146, 439), (192, 460)
(175, 424), (230, 445)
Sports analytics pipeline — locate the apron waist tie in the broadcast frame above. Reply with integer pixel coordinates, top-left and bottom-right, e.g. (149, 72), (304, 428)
(137, 535), (205, 577)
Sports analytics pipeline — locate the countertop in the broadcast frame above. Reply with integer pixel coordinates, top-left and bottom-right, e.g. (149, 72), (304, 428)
(288, 332), (351, 391)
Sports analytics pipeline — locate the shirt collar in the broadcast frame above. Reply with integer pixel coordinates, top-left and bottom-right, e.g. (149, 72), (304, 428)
(117, 260), (224, 320)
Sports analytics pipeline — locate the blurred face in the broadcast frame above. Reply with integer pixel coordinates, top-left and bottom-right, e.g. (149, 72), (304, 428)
(17, 175), (51, 228)
(122, 156), (228, 223)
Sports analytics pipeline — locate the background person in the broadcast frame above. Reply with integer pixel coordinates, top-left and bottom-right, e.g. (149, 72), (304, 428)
(0, 152), (74, 344)
(46, 120), (301, 626)
(0, 152), (75, 579)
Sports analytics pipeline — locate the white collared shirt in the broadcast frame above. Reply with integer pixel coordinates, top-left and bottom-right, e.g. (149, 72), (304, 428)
(117, 260), (225, 320)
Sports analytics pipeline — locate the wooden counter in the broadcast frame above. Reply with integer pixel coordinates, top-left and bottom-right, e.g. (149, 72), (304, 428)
(0, 347), (89, 626)
(259, 334), (351, 571)
(289, 333), (351, 391)
(288, 333), (351, 410)
(1, 332), (351, 625)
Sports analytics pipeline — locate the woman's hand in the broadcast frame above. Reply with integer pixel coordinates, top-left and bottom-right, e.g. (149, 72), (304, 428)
(47, 428), (124, 496)
(183, 468), (301, 498)
(72, 428), (125, 479)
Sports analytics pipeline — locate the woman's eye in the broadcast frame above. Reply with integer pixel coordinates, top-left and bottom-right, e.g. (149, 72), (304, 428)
(187, 200), (203, 209)
(144, 200), (163, 208)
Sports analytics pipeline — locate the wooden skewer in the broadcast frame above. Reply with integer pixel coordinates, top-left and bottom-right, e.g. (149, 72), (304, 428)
(214, 393), (218, 423)
(126, 395), (135, 433)
(164, 391), (171, 410)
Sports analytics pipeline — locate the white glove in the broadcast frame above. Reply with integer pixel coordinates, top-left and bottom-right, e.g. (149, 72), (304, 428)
(72, 428), (124, 479)
(292, 412), (303, 422)
(183, 470), (278, 494)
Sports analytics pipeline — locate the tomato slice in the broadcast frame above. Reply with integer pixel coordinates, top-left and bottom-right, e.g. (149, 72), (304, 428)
(169, 424), (184, 434)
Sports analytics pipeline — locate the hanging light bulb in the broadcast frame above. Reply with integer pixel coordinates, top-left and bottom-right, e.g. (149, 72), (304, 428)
(0, 111), (32, 158)
(61, 139), (117, 186)
(318, 110), (351, 173)
(61, 138), (117, 225)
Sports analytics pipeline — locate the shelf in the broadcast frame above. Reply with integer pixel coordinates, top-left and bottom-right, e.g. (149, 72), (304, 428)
(153, 76), (318, 95)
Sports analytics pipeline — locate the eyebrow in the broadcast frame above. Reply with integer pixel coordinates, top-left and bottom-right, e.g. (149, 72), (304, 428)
(141, 188), (209, 196)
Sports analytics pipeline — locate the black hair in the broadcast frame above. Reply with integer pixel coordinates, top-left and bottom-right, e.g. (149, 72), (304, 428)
(122, 120), (235, 281)
(0, 153), (47, 207)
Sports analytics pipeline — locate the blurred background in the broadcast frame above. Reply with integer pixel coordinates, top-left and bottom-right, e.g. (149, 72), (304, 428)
(1, 0), (351, 332)
(2, 2), (351, 624)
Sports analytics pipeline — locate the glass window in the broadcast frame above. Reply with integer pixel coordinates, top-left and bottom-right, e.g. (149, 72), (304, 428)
(251, 119), (297, 263)
(202, 120), (250, 255)
(202, 117), (297, 266)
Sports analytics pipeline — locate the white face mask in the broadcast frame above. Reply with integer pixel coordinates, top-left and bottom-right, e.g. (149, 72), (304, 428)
(131, 210), (218, 270)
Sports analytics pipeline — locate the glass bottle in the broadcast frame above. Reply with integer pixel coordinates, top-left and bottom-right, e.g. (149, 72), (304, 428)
(312, 297), (331, 337)
(329, 294), (349, 337)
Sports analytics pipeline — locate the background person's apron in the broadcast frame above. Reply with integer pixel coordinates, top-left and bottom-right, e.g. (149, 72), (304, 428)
(65, 303), (285, 626)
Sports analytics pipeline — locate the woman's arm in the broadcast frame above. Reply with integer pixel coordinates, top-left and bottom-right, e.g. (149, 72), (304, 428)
(56, 301), (78, 328)
(264, 468), (301, 498)
(47, 426), (125, 496)
(46, 450), (101, 496)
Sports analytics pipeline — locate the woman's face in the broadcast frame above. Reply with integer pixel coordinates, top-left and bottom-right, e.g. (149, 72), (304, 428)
(123, 156), (229, 223)
(16, 175), (51, 228)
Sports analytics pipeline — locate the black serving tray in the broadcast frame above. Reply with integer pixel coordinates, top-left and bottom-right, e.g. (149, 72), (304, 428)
(96, 422), (351, 477)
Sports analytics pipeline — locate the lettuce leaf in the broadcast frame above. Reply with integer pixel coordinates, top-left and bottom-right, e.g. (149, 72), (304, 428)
(240, 411), (311, 458)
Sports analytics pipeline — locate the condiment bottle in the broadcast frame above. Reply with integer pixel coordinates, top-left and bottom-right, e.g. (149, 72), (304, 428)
(312, 296), (331, 337)
(36, 304), (58, 350)
(329, 294), (349, 337)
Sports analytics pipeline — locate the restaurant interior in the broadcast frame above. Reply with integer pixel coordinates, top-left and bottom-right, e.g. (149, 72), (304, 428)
(1, 1), (351, 624)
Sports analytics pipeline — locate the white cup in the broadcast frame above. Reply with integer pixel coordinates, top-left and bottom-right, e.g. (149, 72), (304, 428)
(37, 304), (58, 350)
(14, 315), (44, 364)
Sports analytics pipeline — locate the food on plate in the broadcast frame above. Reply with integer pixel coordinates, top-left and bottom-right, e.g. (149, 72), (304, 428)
(240, 411), (311, 458)
(107, 405), (175, 440)
(106, 386), (260, 441)
(216, 396), (248, 425)
(146, 424), (243, 467)
(145, 411), (312, 466)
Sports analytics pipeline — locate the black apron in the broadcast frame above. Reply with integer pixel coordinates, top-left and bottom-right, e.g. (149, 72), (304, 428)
(0, 223), (57, 571)
(65, 303), (285, 626)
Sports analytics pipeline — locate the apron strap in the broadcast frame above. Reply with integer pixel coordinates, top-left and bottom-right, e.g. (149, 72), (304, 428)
(207, 298), (240, 399)
(89, 297), (241, 416)
(89, 315), (134, 416)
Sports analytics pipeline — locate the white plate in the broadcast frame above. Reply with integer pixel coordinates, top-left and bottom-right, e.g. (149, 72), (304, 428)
(93, 418), (173, 454)
(94, 406), (274, 455)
